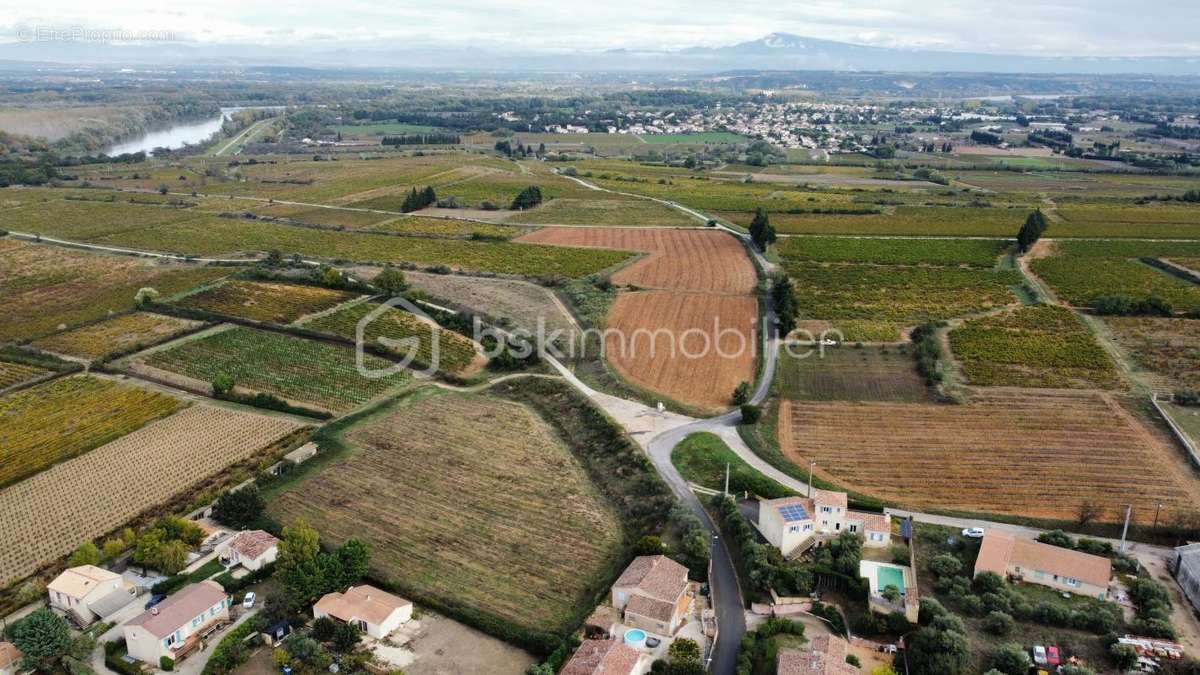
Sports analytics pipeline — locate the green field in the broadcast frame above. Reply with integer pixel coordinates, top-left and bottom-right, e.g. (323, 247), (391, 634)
(332, 122), (442, 136)
(637, 132), (747, 144)
(3, 201), (631, 277)
(949, 305), (1121, 389)
(671, 432), (792, 498)
(724, 206), (1031, 236)
(1031, 240), (1200, 312)
(301, 301), (480, 374)
(0, 376), (182, 489)
(777, 236), (1009, 267)
(143, 327), (410, 412)
(784, 263), (1021, 340)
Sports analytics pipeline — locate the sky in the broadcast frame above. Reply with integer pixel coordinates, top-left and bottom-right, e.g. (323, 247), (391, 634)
(0, 0), (1198, 56)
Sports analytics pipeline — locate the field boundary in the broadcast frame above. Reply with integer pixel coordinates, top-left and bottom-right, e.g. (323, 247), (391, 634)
(1152, 394), (1200, 468)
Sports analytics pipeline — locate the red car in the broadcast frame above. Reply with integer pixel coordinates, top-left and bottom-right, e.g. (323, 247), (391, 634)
(1046, 646), (1061, 667)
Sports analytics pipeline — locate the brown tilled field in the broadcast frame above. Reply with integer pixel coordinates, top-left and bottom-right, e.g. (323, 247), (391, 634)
(0, 405), (305, 585)
(517, 226), (756, 294)
(777, 388), (1200, 522)
(604, 291), (758, 409)
(268, 390), (624, 634)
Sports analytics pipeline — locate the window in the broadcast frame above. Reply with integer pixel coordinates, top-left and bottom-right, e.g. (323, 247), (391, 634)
(1065, 577), (1079, 587)
(849, 524), (858, 533)
(788, 525), (800, 533)
(193, 617), (201, 628)
(821, 506), (831, 513)
(804, 524), (813, 531)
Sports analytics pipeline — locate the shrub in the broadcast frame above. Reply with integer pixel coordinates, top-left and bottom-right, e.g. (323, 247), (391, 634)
(972, 571), (1005, 594)
(739, 404), (762, 424)
(983, 611), (1014, 636)
(989, 643), (1032, 675)
(731, 381), (751, 405)
(928, 553), (962, 578)
(1110, 643), (1138, 671)
(160, 656), (175, 671)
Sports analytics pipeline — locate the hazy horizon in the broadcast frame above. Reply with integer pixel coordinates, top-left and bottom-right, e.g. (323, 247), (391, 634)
(1, 0), (1198, 59)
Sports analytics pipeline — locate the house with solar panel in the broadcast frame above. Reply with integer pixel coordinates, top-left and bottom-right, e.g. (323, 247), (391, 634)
(757, 490), (892, 558)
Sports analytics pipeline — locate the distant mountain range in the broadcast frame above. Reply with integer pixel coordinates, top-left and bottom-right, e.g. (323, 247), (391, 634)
(1, 32), (1196, 75)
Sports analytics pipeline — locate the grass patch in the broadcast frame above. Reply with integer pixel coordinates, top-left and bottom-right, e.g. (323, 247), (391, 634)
(778, 344), (931, 402)
(671, 432), (794, 498)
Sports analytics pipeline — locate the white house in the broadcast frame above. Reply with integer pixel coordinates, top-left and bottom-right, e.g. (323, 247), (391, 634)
(758, 490), (892, 558)
(216, 530), (279, 571)
(123, 581), (231, 664)
(47, 565), (135, 625)
(313, 585), (412, 639)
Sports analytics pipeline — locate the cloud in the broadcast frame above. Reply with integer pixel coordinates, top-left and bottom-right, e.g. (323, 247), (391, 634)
(0, 0), (1196, 55)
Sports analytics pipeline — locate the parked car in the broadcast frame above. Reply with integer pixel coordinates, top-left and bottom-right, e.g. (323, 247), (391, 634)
(1032, 645), (1048, 666)
(144, 594), (165, 610)
(243, 591), (256, 609)
(961, 527), (985, 538)
(1047, 645), (1061, 666)
(645, 637), (661, 648)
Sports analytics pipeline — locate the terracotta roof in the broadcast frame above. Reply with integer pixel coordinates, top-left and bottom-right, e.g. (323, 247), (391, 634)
(811, 489), (848, 510)
(0, 642), (21, 670)
(229, 530), (279, 560)
(975, 532), (1111, 588)
(314, 585), (410, 627)
(48, 565), (122, 599)
(126, 581), (227, 638)
(613, 555), (688, 603)
(559, 638), (640, 675)
(624, 593), (676, 623)
(850, 510), (891, 534)
(777, 636), (856, 675)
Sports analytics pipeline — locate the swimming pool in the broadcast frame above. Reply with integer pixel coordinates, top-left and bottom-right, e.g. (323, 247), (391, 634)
(877, 565), (905, 592)
(624, 628), (647, 648)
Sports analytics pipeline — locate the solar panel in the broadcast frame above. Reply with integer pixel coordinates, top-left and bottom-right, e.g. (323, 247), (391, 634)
(778, 504), (809, 522)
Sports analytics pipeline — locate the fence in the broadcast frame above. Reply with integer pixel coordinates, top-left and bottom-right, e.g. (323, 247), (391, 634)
(1151, 393), (1200, 468)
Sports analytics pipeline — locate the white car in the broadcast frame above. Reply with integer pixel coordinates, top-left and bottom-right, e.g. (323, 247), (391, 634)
(961, 527), (985, 538)
(1032, 645), (1048, 666)
(242, 591), (256, 609)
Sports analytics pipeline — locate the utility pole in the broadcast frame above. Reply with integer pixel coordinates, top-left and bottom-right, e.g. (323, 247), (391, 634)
(724, 463), (730, 497)
(808, 460), (816, 498)
(1120, 504), (1133, 553)
(1154, 503), (1163, 529)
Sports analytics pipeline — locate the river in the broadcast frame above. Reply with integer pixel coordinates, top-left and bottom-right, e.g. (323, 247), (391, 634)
(105, 106), (282, 156)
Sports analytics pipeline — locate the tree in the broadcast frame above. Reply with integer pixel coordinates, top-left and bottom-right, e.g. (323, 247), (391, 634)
(375, 265), (409, 296)
(972, 571), (1005, 594)
(157, 183), (169, 195)
(668, 638), (701, 664)
(101, 537), (127, 561)
(134, 287), (160, 307)
(511, 186), (544, 210)
(906, 621), (971, 675)
(212, 373), (235, 397)
(10, 608), (72, 671)
(928, 553), (962, 578)
(68, 542), (101, 567)
(633, 536), (668, 556)
(739, 404), (762, 424)
(211, 486), (265, 529)
(311, 617), (338, 643)
(1016, 209), (1048, 253)
(278, 518), (325, 602)
(748, 208), (776, 250)
(983, 610), (1015, 636)
(1077, 499), (1102, 526)
(263, 250), (284, 267)
(329, 622), (361, 653)
(157, 540), (190, 575)
(882, 585), (901, 603)
(731, 381), (752, 405)
(329, 539), (371, 590)
(771, 275), (797, 338)
(1110, 643), (1138, 671)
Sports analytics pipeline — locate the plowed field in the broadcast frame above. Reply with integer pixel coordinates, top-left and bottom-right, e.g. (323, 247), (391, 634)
(604, 291), (758, 409)
(0, 405), (304, 585)
(517, 227), (756, 294)
(778, 388), (1200, 522)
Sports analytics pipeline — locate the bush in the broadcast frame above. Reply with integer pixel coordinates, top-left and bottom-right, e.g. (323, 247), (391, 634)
(739, 404), (762, 424)
(160, 656), (175, 671)
(983, 611), (1014, 636)
(1110, 643), (1139, 671)
(731, 381), (751, 405)
(928, 553), (962, 578)
(972, 571), (1005, 594)
(989, 643), (1032, 675)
